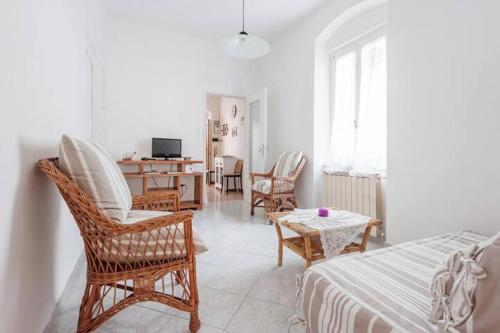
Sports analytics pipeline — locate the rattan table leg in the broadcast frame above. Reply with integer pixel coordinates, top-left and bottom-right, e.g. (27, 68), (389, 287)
(304, 235), (313, 268)
(360, 224), (373, 252)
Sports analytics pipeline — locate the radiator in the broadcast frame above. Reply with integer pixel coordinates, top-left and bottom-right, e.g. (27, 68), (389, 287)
(322, 172), (383, 235)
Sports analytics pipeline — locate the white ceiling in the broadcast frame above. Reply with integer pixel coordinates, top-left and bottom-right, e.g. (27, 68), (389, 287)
(103, 0), (329, 40)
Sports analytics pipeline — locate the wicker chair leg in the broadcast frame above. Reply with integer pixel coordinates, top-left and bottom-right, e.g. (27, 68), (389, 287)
(189, 311), (201, 332)
(187, 257), (200, 333)
(78, 283), (101, 333)
(250, 193), (257, 216)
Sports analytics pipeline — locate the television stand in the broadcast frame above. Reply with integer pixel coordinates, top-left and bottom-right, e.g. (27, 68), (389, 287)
(117, 159), (204, 210)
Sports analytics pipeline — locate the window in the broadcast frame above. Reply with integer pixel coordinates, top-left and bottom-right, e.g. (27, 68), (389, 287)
(326, 35), (387, 175)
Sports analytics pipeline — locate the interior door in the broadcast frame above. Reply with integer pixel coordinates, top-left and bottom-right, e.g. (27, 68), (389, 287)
(247, 89), (268, 174)
(244, 89), (268, 202)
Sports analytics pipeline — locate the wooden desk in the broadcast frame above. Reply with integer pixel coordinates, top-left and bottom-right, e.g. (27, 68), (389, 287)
(268, 210), (382, 268)
(118, 160), (204, 210)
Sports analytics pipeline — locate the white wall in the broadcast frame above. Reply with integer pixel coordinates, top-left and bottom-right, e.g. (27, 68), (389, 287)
(386, 0), (500, 243)
(219, 96), (246, 159)
(0, 1), (104, 332)
(103, 16), (253, 198)
(326, 5), (387, 52)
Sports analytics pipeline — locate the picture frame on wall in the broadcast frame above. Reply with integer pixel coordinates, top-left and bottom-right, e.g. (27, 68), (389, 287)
(232, 127), (238, 137)
(213, 120), (220, 136)
(221, 124), (229, 136)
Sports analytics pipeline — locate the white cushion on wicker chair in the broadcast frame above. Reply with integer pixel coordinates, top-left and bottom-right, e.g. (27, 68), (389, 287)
(97, 210), (208, 264)
(252, 179), (271, 194)
(59, 134), (132, 223)
(273, 151), (304, 177)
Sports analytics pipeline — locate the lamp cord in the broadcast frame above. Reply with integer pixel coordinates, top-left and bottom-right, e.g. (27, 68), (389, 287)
(242, 0), (245, 32)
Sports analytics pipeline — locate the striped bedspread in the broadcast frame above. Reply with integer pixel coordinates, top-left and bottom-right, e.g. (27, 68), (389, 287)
(301, 231), (488, 333)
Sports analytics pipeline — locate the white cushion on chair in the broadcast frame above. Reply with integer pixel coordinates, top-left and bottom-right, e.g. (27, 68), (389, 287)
(59, 134), (132, 223)
(125, 210), (172, 224)
(252, 179), (271, 194)
(97, 210), (208, 263)
(273, 151), (303, 177)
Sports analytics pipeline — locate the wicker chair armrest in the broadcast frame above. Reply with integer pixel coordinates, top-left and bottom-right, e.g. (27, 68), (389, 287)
(272, 175), (296, 182)
(271, 177), (296, 193)
(132, 191), (180, 212)
(250, 172), (272, 178)
(251, 168), (274, 185)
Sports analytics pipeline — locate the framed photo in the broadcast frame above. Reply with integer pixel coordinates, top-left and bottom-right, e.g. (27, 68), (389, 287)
(221, 124), (229, 136)
(213, 120), (220, 135)
(231, 127), (238, 137)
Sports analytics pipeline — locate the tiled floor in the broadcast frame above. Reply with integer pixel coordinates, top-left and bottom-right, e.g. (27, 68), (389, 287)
(44, 187), (384, 333)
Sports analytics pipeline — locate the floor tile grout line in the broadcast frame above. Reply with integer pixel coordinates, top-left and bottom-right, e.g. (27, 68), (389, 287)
(221, 261), (268, 331)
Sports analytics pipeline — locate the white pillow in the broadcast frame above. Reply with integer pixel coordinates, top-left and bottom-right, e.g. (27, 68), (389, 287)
(429, 233), (500, 332)
(59, 134), (132, 223)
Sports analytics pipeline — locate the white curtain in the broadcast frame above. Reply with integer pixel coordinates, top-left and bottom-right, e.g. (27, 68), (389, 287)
(326, 37), (387, 175)
(326, 51), (356, 172)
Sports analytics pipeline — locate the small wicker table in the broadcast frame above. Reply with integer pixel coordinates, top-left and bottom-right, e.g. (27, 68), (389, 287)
(268, 210), (382, 268)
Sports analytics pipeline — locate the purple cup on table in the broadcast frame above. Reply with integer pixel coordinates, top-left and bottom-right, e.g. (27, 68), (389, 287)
(318, 207), (329, 217)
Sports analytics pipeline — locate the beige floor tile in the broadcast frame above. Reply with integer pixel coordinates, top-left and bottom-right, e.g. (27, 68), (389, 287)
(248, 274), (298, 307)
(205, 266), (261, 296)
(225, 297), (295, 333)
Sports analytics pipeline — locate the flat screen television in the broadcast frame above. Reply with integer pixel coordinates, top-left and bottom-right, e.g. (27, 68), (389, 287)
(152, 138), (182, 158)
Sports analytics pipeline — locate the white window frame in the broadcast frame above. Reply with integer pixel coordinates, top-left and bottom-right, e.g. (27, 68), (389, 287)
(329, 26), (387, 130)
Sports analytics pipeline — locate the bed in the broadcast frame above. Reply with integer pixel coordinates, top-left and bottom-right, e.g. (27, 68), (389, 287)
(300, 231), (489, 333)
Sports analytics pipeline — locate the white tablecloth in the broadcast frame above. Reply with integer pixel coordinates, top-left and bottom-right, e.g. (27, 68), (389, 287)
(278, 209), (371, 258)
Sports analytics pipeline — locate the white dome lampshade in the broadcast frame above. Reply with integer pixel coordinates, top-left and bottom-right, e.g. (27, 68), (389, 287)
(222, 0), (270, 59)
(223, 31), (271, 59)
(222, 32), (270, 59)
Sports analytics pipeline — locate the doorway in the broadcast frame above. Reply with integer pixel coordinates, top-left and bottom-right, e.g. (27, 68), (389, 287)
(205, 94), (246, 202)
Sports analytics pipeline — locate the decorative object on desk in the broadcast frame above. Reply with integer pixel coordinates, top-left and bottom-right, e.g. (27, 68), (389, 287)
(183, 157), (192, 161)
(122, 152), (136, 161)
(221, 123), (229, 136)
(318, 207), (329, 217)
(231, 127), (238, 137)
(231, 105), (238, 118)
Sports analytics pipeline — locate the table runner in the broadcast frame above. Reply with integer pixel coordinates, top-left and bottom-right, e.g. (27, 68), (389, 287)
(278, 209), (371, 258)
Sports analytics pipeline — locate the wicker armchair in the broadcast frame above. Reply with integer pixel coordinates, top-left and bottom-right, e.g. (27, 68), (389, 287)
(38, 158), (201, 333)
(250, 155), (306, 215)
